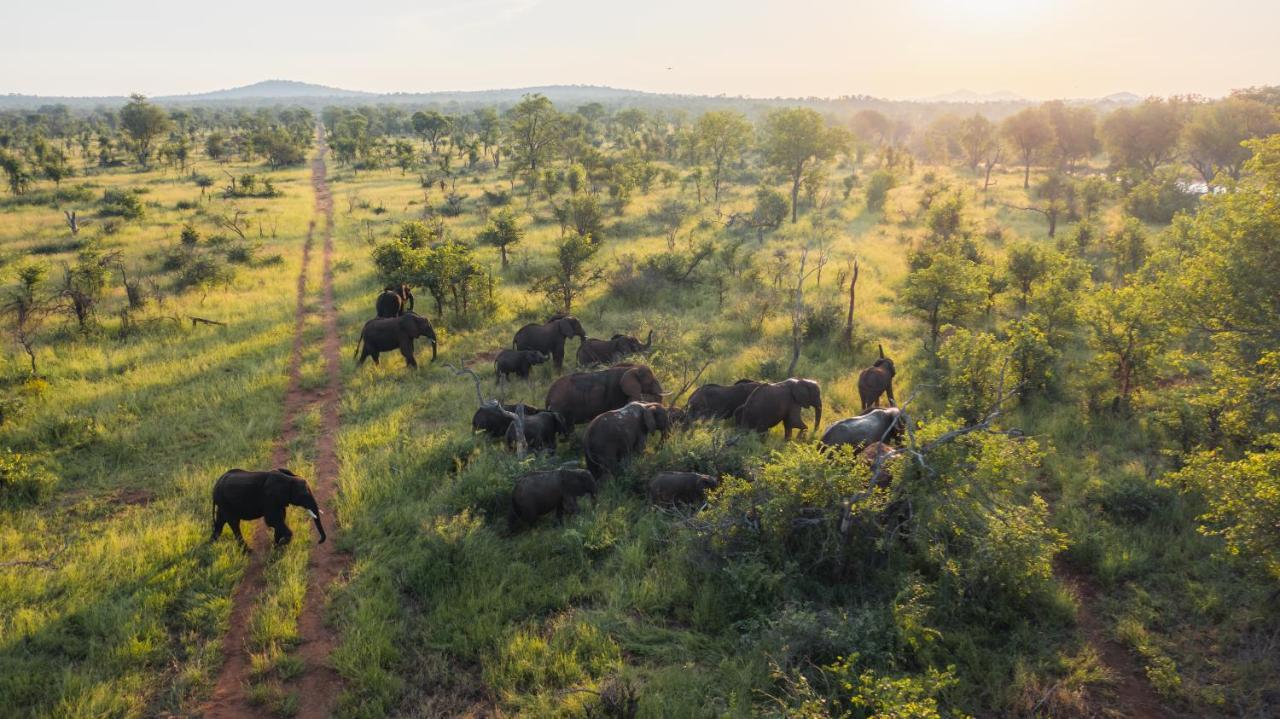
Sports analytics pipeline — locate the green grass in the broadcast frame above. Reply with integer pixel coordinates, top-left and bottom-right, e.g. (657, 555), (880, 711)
(2, 135), (1274, 718)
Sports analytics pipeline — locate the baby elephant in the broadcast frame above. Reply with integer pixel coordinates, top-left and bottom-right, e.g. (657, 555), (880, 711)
(495, 349), (550, 382)
(472, 402), (545, 439)
(648, 471), (719, 507)
(508, 468), (598, 530)
(505, 411), (570, 452)
(211, 468), (326, 549)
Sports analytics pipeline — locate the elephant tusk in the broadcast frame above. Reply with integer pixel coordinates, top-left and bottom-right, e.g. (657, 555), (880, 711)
(307, 509), (319, 520)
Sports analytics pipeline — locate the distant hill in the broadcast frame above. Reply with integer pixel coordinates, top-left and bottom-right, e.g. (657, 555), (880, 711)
(157, 79), (375, 102)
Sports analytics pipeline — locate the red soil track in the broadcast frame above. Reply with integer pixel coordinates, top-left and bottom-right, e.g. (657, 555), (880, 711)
(202, 129), (348, 718)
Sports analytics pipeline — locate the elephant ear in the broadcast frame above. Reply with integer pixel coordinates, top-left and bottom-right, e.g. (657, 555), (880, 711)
(790, 379), (818, 407)
(263, 473), (291, 505)
(619, 368), (643, 400)
(398, 313), (419, 338)
(557, 318), (575, 337)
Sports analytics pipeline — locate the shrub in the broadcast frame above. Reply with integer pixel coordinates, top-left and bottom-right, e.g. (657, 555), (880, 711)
(802, 302), (844, 343)
(99, 189), (144, 219)
(864, 170), (897, 212)
(1124, 168), (1198, 223)
(0, 448), (56, 505)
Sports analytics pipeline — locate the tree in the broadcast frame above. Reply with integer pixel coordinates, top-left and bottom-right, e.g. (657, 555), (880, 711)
(901, 253), (988, 350)
(958, 114), (997, 173)
(1085, 282), (1167, 411)
(1168, 449), (1280, 579)
(1182, 97), (1279, 184)
(412, 111), (452, 155)
(1103, 216), (1148, 282)
(119, 94), (171, 167)
(0, 151), (31, 195)
(205, 132), (228, 162)
(2, 263), (51, 374)
(535, 232), (604, 313)
(1002, 107), (1053, 188)
(508, 94), (561, 174)
(760, 108), (847, 223)
(937, 326), (1005, 423)
(694, 110), (752, 204)
(1005, 241), (1048, 312)
(477, 208), (524, 268)
(1101, 99), (1185, 175)
(1043, 101), (1098, 171)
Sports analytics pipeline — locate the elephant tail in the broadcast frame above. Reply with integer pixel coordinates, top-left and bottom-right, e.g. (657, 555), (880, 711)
(352, 331), (363, 361)
(506, 494), (521, 533)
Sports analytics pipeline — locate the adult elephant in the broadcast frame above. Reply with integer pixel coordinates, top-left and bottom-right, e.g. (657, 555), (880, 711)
(508, 468), (598, 530)
(858, 344), (896, 411)
(577, 330), (652, 366)
(375, 284), (414, 318)
(545, 363), (665, 429)
(819, 408), (904, 451)
(734, 378), (822, 440)
(583, 401), (672, 478)
(685, 379), (762, 420)
(353, 312), (437, 368)
(514, 314), (586, 371)
(211, 468), (325, 549)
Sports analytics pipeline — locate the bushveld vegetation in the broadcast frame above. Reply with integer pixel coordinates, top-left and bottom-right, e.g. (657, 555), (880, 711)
(0, 88), (1278, 718)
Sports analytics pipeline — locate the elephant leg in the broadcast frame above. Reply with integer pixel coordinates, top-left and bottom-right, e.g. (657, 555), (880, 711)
(211, 508), (227, 542)
(369, 351), (380, 365)
(552, 346), (564, 372)
(784, 405), (806, 440)
(229, 520), (249, 551)
(265, 508), (291, 546)
(400, 340), (417, 368)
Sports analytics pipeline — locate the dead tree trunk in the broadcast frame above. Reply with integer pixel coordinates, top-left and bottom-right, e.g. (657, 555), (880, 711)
(842, 259), (859, 345)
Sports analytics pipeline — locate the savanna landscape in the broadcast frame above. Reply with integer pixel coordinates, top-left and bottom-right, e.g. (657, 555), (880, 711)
(1, 20), (1279, 719)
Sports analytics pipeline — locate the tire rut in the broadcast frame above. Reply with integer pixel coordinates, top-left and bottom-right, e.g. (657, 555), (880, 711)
(201, 127), (347, 718)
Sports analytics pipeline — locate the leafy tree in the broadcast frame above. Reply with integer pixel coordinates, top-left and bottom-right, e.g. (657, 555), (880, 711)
(1101, 99), (1185, 175)
(535, 232), (603, 313)
(3, 262), (51, 373)
(1085, 282), (1168, 411)
(205, 131), (228, 162)
(746, 185), (789, 241)
(958, 113), (997, 173)
(1006, 313), (1060, 399)
(1001, 106), (1053, 188)
(119, 94), (171, 167)
(59, 243), (113, 329)
(650, 199), (690, 250)
(1005, 241), (1048, 312)
(1043, 101), (1098, 171)
(864, 169), (896, 212)
(1123, 167), (1198, 223)
(1103, 216), (1148, 281)
(760, 108), (847, 222)
(901, 253), (988, 350)
(477, 208), (523, 268)
(938, 326), (1005, 422)
(412, 110), (452, 155)
(1166, 447), (1280, 579)
(0, 151), (31, 195)
(694, 110), (752, 204)
(508, 94), (561, 174)
(1181, 97), (1279, 183)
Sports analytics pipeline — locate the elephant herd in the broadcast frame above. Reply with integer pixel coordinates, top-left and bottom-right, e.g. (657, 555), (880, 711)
(211, 294), (909, 546)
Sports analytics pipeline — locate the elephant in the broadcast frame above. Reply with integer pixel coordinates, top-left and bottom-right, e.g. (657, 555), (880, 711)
(648, 471), (719, 506)
(819, 408), (904, 452)
(545, 363), (666, 429)
(513, 314), (587, 371)
(495, 349), (550, 382)
(507, 468), (598, 530)
(582, 401), (671, 478)
(734, 378), (823, 440)
(353, 312), (437, 368)
(858, 344), (896, 411)
(471, 402), (546, 439)
(505, 411), (570, 453)
(375, 284), (414, 318)
(211, 468), (325, 549)
(685, 379), (763, 420)
(577, 330), (653, 366)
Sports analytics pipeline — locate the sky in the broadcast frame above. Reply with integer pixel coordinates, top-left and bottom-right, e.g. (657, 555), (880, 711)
(2, 0), (1277, 100)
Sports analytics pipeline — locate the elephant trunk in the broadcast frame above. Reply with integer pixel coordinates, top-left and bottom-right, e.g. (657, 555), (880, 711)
(813, 401), (822, 437)
(642, 329), (653, 350)
(430, 338), (437, 361)
(303, 497), (326, 543)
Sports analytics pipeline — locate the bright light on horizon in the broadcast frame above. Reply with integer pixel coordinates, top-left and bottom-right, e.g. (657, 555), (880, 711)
(1, 0), (1275, 100)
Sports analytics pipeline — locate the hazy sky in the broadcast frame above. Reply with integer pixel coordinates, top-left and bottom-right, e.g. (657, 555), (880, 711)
(3, 0), (1276, 99)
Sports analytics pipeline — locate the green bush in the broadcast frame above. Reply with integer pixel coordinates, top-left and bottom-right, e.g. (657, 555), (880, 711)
(1124, 169), (1198, 223)
(0, 448), (57, 505)
(865, 170), (897, 212)
(99, 189), (145, 219)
